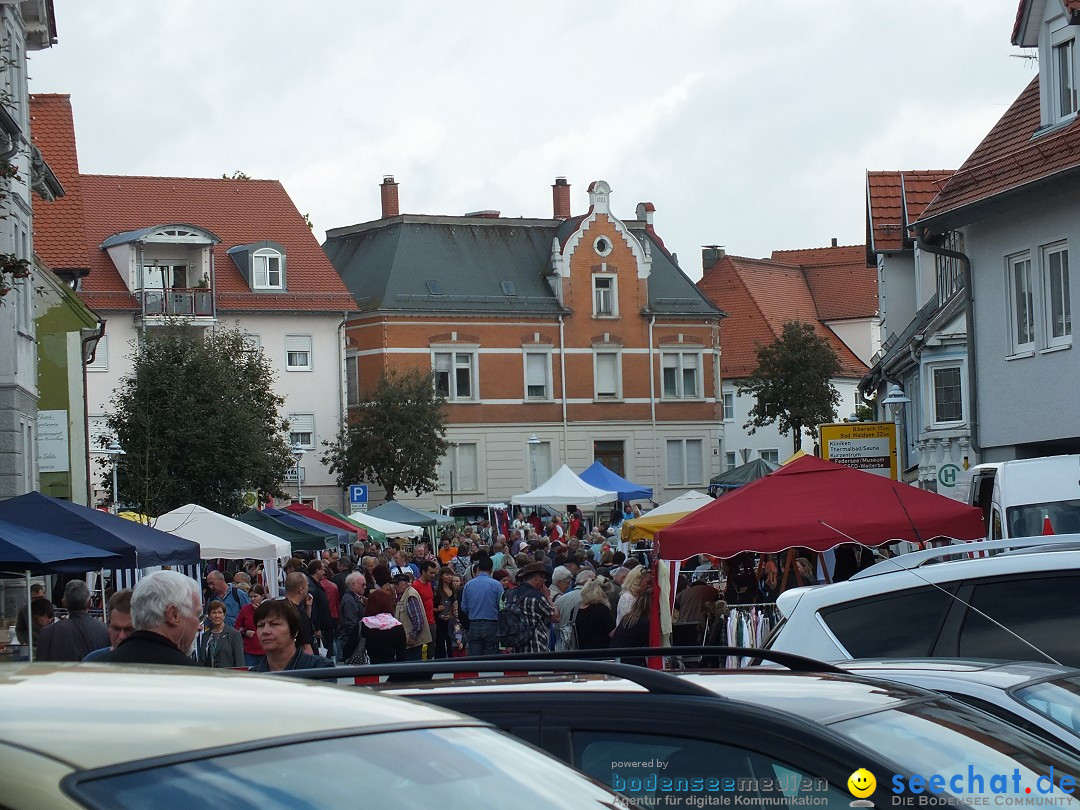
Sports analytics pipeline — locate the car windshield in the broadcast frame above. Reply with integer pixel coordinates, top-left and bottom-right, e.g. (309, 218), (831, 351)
(1007, 500), (1080, 538)
(72, 726), (628, 810)
(831, 699), (1080, 805)
(1014, 676), (1080, 735)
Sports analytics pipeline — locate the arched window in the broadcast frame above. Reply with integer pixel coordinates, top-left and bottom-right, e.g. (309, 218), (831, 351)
(253, 248), (283, 289)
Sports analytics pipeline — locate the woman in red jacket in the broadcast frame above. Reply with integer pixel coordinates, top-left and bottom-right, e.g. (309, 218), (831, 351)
(233, 584), (267, 668)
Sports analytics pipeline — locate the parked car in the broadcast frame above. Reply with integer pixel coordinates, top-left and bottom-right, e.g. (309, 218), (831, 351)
(838, 659), (1080, 754)
(286, 652), (1080, 809)
(961, 455), (1080, 539)
(0, 663), (638, 810)
(765, 536), (1080, 666)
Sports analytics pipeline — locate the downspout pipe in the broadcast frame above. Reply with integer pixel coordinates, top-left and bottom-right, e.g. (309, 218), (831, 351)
(80, 319), (107, 506)
(558, 314), (568, 461)
(916, 229), (980, 455)
(337, 310), (352, 513)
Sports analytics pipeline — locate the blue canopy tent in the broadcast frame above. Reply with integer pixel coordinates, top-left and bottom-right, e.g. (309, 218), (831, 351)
(262, 507), (349, 548)
(0, 492), (200, 569)
(579, 461), (653, 502)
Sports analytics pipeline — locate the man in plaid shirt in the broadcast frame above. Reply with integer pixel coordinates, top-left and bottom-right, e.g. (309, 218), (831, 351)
(510, 563), (557, 653)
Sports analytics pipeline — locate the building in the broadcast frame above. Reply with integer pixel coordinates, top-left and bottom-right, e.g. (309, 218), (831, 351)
(697, 243), (877, 469)
(0, 0), (57, 498)
(30, 94), (356, 509)
(913, 0), (1080, 463)
(323, 177), (724, 510)
(862, 170), (973, 495)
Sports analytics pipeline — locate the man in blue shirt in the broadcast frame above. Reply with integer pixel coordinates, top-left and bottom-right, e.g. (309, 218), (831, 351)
(206, 570), (249, 627)
(460, 555), (502, 656)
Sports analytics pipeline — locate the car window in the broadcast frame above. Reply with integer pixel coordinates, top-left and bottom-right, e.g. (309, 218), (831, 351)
(820, 585), (955, 657)
(1014, 676), (1080, 735)
(944, 693), (1067, 747)
(573, 731), (851, 809)
(956, 575), (1080, 667)
(71, 727), (624, 810)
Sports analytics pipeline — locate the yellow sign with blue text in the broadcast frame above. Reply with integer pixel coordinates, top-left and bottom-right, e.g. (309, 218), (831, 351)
(820, 422), (898, 480)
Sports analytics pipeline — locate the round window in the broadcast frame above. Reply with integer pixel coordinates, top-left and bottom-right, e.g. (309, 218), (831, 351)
(594, 236), (612, 257)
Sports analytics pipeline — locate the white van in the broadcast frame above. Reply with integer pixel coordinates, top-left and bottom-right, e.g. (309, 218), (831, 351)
(963, 455), (1080, 539)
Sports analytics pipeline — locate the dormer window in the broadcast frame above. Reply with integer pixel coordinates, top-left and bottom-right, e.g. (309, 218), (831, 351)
(1055, 38), (1077, 120)
(254, 249), (282, 289)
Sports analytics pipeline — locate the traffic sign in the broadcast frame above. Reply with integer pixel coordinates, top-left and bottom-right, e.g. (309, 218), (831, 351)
(349, 484), (368, 505)
(819, 422), (898, 480)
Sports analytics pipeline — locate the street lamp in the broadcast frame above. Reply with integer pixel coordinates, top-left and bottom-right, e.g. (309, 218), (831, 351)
(880, 384), (911, 477)
(291, 442), (305, 503)
(527, 435), (541, 489)
(103, 439), (125, 515)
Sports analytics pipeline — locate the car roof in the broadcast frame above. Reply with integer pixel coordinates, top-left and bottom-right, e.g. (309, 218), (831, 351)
(0, 664), (474, 770)
(838, 659), (1079, 689)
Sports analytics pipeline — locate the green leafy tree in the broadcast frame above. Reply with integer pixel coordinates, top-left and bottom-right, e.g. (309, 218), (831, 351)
(103, 324), (293, 515)
(737, 321), (842, 453)
(321, 369), (449, 501)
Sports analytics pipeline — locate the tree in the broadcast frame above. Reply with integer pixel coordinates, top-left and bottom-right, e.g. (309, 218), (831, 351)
(103, 324), (293, 515)
(737, 321), (842, 453)
(321, 369), (449, 501)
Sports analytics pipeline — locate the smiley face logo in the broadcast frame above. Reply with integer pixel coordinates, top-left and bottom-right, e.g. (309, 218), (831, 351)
(848, 768), (876, 799)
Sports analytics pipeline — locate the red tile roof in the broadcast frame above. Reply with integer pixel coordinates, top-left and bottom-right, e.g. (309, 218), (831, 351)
(768, 244), (878, 321)
(917, 77), (1080, 229)
(29, 94), (90, 273)
(866, 170), (954, 255)
(697, 254), (869, 380)
(30, 95), (356, 313)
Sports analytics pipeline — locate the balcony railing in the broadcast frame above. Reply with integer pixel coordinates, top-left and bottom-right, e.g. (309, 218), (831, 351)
(140, 288), (214, 318)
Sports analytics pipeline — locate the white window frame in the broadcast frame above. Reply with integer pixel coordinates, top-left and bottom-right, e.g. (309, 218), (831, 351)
(285, 335), (313, 371)
(433, 349), (478, 402)
(87, 335), (109, 372)
(592, 274), (618, 318)
(439, 441), (480, 493)
(724, 451), (737, 471)
(593, 350), (622, 400)
(666, 438), (705, 486)
(522, 349), (553, 401)
(722, 391), (735, 422)
(660, 350), (703, 399)
(1041, 241), (1072, 349)
(760, 449), (779, 465)
(1006, 253), (1036, 355)
(1053, 34), (1078, 122)
(928, 361), (965, 428)
(287, 413), (316, 450)
(253, 248), (283, 290)
(241, 334), (261, 353)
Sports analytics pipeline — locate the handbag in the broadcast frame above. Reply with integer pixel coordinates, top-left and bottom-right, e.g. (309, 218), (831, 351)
(346, 636), (368, 665)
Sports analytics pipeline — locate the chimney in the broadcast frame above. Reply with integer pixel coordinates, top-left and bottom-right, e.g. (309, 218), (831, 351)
(380, 175), (399, 219)
(831, 237), (838, 248)
(702, 245), (726, 270)
(552, 177), (571, 220)
(635, 201), (655, 226)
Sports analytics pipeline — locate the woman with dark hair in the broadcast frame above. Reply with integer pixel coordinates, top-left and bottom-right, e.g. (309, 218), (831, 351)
(431, 566), (461, 659)
(361, 590), (407, 664)
(611, 583), (653, 666)
(251, 600), (334, 672)
(198, 599), (245, 669)
(233, 584), (267, 668)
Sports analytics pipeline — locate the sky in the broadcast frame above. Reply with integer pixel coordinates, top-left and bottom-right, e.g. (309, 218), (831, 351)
(29, 0), (1036, 280)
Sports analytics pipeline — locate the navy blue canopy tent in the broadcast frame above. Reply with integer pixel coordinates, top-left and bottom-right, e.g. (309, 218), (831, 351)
(579, 461), (653, 502)
(262, 507), (347, 548)
(0, 517), (120, 574)
(0, 492), (200, 569)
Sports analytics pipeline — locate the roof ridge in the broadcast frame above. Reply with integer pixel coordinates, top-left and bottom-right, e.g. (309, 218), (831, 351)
(29, 92), (71, 99)
(732, 262), (801, 341)
(772, 244), (862, 253)
(84, 173), (284, 185)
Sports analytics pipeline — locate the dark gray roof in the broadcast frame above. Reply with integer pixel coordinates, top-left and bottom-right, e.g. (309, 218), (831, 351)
(630, 227), (724, 318)
(100, 223), (219, 249)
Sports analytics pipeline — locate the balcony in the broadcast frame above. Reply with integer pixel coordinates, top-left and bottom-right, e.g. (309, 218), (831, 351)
(140, 288), (214, 319)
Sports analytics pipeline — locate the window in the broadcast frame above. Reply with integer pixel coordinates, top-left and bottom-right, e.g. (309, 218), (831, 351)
(346, 355), (360, 405)
(722, 392), (734, 421)
(87, 335), (108, 371)
(725, 451), (737, 471)
(241, 334), (261, 353)
(285, 335), (312, 371)
(821, 585), (957, 658)
(760, 449), (779, 465)
(288, 413), (315, 449)
(594, 351), (621, 399)
(1007, 254), (1035, 353)
(439, 442), (479, 492)
(661, 352), (701, 399)
(526, 439), (553, 489)
(523, 351), (551, 400)
(931, 364), (963, 425)
(593, 440), (625, 478)
(593, 275), (616, 317)
(666, 439), (704, 486)
(434, 351), (476, 400)
(935, 231), (965, 305)
(1055, 38), (1077, 120)
(253, 249), (283, 289)
(1043, 243), (1072, 347)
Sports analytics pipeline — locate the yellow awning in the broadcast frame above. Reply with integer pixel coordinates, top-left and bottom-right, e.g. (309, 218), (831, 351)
(620, 510), (696, 543)
(781, 449), (807, 465)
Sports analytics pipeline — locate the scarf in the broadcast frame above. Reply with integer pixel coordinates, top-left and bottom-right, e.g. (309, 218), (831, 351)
(362, 613), (402, 630)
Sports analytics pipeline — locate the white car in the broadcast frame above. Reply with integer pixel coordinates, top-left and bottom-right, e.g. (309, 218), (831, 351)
(765, 536), (1080, 666)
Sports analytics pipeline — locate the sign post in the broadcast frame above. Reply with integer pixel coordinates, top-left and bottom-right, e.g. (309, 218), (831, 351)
(819, 422), (898, 480)
(348, 484), (369, 514)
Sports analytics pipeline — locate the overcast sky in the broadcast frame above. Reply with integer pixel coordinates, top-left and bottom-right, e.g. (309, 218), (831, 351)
(30, 0), (1035, 280)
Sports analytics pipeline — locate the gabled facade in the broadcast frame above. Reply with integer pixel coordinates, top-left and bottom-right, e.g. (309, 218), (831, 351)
(0, 0), (57, 499)
(696, 244), (876, 467)
(861, 170), (974, 496)
(914, 0), (1080, 463)
(31, 95), (357, 508)
(324, 178), (723, 509)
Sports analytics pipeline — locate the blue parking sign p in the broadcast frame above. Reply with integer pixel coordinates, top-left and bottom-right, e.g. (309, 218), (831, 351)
(349, 484), (368, 505)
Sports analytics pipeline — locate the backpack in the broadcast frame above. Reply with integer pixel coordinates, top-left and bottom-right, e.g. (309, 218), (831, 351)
(497, 587), (532, 649)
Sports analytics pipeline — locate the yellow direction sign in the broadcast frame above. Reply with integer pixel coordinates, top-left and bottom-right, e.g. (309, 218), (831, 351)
(819, 422), (898, 480)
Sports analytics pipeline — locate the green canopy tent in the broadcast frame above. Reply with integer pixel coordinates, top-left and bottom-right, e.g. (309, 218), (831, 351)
(707, 457), (779, 496)
(236, 509), (335, 552)
(323, 507), (387, 544)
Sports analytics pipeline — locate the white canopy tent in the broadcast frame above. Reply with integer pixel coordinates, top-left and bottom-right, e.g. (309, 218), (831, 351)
(340, 511), (424, 540)
(153, 504), (291, 596)
(639, 490), (714, 518)
(513, 464), (618, 507)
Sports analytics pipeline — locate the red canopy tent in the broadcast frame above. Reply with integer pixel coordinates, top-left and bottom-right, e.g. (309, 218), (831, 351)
(654, 455), (984, 561)
(285, 502), (368, 541)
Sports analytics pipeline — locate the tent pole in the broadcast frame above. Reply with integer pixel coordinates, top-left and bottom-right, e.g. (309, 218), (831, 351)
(25, 570), (32, 663)
(99, 569), (106, 625)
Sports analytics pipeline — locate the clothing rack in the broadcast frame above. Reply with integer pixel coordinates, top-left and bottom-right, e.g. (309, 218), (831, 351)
(700, 603), (782, 668)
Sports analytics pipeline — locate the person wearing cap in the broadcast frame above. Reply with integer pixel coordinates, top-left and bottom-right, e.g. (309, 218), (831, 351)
(508, 562), (557, 653)
(460, 554), (502, 656)
(392, 573), (430, 660)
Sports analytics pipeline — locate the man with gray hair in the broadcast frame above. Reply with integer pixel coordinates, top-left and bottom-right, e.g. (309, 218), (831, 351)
(337, 570), (366, 662)
(554, 569), (595, 651)
(37, 580), (110, 661)
(100, 570), (201, 666)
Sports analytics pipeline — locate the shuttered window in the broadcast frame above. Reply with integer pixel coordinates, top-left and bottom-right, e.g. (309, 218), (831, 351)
(525, 352), (549, 399)
(595, 352), (619, 399)
(285, 335), (312, 371)
(288, 413), (315, 448)
(86, 335), (108, 372)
